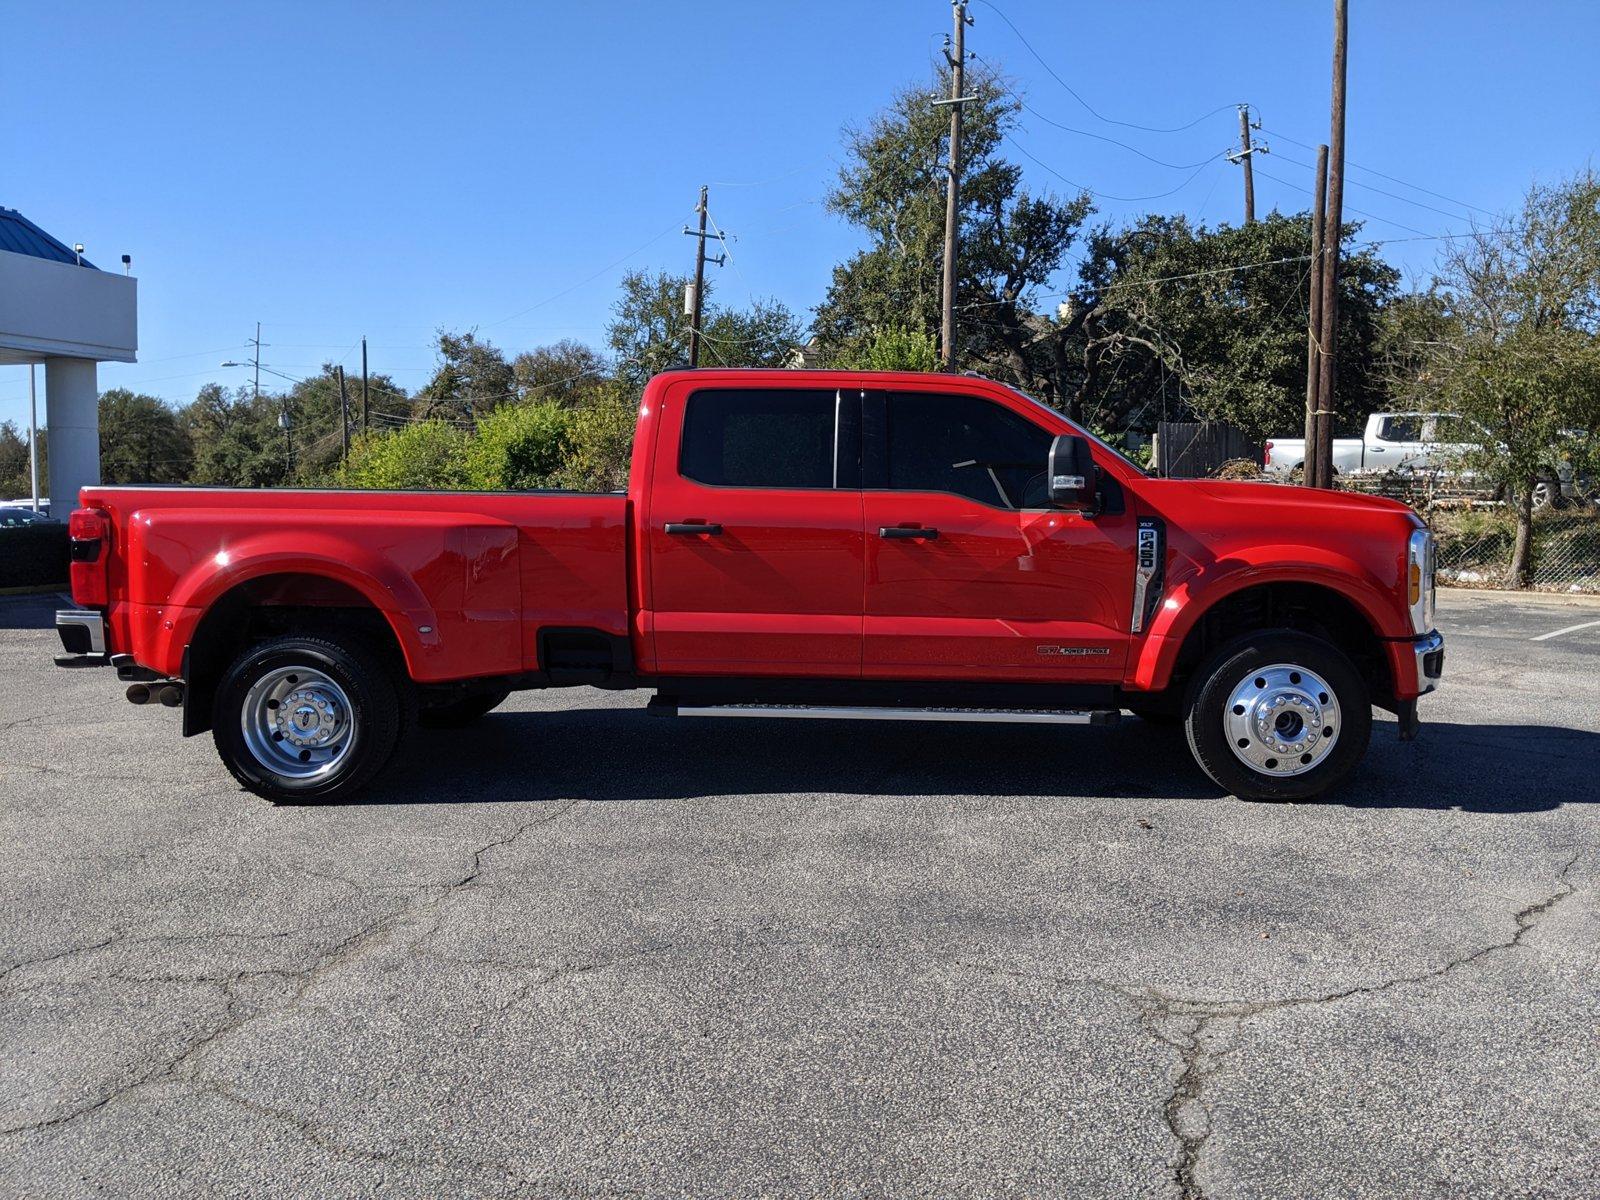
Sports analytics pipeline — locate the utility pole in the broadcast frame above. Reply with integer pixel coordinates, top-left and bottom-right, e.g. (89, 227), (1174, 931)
(360, 337), (369, 434)
(1227, 106), (1269, 223)
(28, 365), (40, 512)
(251, 321), (263, 400)
(1310, 0), (1348, 490)
(1302, 144), (1329, 480)
(937, 0), (974, 369)
(337, 366), (350, 464)
(682, 186), (727, 368)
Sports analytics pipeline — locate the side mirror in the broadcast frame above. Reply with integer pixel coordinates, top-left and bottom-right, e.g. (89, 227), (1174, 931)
(1048, 434), (1099, 510)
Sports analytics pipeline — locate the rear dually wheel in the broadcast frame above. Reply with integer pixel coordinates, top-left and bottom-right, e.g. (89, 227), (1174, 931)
(213, 634), (406, 803)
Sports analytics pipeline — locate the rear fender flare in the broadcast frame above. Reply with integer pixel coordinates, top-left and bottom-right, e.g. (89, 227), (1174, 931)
(165, 534), (438, 678)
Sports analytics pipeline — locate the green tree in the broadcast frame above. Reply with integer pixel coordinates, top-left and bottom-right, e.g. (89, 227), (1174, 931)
(553, 384), (639, 491)
(1432, 172), (1600, 585)
(512, 340), (611, 403)
(814, 64), (1092, 387)
(98, 389), (192, 484)
(0, 421), (39, 498)
(418, 330), (515, 422)
(1064, 211), (1399, 439)
(282, 365), (411, 481)
(332, 421), (472, 491)
(832, 326), (941, 372)
(463, 401), (574, 490)
(607, 270), (804, 389)
(183, 383), (289, 487)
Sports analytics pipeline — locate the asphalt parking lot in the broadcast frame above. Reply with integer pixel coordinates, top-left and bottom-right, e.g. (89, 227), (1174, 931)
(1, 588), (1596, 1198)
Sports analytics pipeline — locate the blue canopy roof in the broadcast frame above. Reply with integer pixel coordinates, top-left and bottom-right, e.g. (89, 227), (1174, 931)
(0, 207), (97, 268)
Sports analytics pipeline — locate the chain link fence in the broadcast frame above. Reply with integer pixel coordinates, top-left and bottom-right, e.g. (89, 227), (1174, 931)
(1427, 506), (1600, 593)
(1216, 464), (1600, 593)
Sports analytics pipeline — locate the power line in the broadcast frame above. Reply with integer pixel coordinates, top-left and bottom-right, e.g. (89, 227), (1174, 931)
(481, 222), (684, 329)
(1006, 133), (1221, 202)
(1252, 164), (1436, 237)
(976, 0), (1248, 135)
(1261, 126), (1497, 217)
(1269, 148), (1482, 223)
(973, 54), (1225, 172)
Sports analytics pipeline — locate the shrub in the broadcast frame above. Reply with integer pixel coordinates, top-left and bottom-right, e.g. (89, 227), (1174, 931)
(465, 401), (574, 491)
(333, 421), (472, 490)
(837, 326), (941, 372)
(554, 391), (637, 491)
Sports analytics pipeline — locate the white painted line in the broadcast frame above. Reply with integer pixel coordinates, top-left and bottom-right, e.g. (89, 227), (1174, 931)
(1530, 619), (1600, 642)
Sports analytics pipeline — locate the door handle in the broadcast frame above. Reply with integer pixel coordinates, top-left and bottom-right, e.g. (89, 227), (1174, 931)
(665, 522), (723, 535)
(879, 526), (938, 540)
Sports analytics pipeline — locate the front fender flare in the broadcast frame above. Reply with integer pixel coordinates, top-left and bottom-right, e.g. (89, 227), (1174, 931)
(1128, 550), (1405, 693)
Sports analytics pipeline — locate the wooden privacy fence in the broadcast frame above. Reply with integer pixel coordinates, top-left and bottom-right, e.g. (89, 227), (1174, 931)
(1154, 421), (1260, 479)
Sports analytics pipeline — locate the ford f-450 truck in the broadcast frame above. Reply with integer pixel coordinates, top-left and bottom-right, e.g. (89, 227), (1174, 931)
(55, 369), (1443, 803)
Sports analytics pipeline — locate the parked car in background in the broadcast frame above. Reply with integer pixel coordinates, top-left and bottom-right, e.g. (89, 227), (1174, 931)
(0, 505), (55, 527)
(1264, 413), (1588, 507)
(1263, 412), (1471, 478)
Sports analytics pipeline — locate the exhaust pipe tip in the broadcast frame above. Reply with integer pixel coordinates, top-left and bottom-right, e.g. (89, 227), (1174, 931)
(125, 683), (150, 705)
(157, 684), (184, 708)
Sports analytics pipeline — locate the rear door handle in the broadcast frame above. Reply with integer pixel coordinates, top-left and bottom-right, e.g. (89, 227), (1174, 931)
(665, 522), (723, 535)
(879, 526), (938, 540)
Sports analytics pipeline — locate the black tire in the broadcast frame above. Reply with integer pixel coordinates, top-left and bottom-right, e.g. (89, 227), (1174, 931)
(212, 633), (407, 804)
(419, 687), (511, 729)
(1182, 629), (1371, 802)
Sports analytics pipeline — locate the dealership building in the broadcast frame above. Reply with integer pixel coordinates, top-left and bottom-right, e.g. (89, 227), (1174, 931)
(0, 206), (138, 509)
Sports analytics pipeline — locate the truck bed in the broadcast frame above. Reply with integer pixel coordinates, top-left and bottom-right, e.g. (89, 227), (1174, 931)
(80, 486), (631, 682)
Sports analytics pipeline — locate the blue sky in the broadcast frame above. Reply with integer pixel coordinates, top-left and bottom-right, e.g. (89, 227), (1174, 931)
(3, 0), (1597, 430)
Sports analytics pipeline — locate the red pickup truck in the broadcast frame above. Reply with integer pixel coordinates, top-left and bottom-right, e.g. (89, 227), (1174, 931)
(55, 369), (1443, 803)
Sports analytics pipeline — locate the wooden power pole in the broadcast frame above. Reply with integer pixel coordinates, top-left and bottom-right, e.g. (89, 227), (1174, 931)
(337, 365), (350, 464)
(683, 186), (726, 368)
(938, 0), (973, 370)
(1238, 106), (1256, 222)
(1302, 143), (1329, 477)
(1228, 105), (1268, 224)
(360, 337), (369, 435)
(1310, 0), (1348, 489)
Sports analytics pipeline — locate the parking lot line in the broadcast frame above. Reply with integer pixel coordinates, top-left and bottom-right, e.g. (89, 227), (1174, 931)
(1530, 618), (1600, 642)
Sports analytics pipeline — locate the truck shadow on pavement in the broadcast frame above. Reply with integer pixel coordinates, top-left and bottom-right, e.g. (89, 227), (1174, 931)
(369, 707), (1600, 813)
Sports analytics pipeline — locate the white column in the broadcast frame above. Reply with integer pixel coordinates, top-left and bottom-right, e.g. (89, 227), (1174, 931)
(44, 357), (100, 511)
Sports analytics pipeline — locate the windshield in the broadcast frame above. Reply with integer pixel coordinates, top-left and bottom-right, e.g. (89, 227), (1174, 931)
(1004, 386), (1148, 476)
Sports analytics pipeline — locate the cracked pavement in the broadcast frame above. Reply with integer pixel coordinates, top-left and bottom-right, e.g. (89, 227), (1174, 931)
(2, 588), (1598, 1197)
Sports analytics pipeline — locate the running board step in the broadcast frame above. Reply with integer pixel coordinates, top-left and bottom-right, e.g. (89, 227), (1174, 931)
(653, 700), (1121, 727)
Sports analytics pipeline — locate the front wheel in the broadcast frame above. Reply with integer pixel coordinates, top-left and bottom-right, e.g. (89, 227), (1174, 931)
(1183, 631), (1371, 802)
(213, 633), (407, 804)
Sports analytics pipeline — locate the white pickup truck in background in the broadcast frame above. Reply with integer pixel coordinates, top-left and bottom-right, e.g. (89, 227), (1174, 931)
(1263, 412), (1474, 478)
(1264, 411), (1590, 508)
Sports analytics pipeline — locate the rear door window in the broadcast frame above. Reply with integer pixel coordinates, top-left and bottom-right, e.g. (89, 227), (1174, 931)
(679, 389), (843, 489)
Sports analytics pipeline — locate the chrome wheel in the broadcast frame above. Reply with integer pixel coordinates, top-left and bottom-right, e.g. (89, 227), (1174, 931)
(1223, 662), (1341, 778)
(241, 664), (357, 784)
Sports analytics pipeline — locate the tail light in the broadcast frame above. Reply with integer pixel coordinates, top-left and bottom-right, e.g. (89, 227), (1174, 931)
(1263, 440), (1274, 465)
(68, 507), (110, 607)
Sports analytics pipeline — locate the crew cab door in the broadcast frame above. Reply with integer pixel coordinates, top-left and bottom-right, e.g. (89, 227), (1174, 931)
(1368, 414), (1428, 470)
(644, 383), (864, 676)
(861, 388), (1136, 682)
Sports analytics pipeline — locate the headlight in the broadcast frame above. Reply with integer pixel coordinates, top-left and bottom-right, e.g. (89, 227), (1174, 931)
(1408, 528), (1435, 634)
